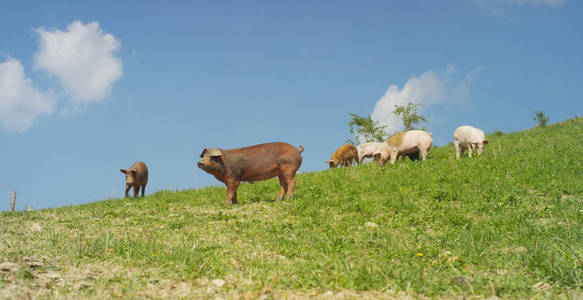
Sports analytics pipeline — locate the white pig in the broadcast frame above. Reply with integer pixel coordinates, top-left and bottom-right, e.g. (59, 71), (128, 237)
(357, 142), (384, 163)
(453, 125), (489, 159)
(374, 130), (433, 165)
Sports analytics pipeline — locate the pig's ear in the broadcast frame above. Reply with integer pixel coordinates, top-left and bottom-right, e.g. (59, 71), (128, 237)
(200, 148), (222, 158)
(484, 139), (489, 145)
(208, 148), (222, 157)
(325, 160), (332, 163)
(120, 169), (127, 174)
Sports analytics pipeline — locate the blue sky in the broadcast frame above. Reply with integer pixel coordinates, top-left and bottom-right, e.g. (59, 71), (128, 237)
(1, 0), (581, 210)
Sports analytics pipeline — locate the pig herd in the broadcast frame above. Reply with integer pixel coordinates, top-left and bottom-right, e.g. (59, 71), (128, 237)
(120, 125), (488, 205)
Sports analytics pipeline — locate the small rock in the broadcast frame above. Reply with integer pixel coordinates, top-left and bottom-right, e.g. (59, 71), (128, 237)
(172, 282), (191, 297)
(365, 222), (378, 229)
(532, 281), (551, 291)
(29, 261), (43, 268)
(22, 257), (43, 268)
(75, 282), (92, 290)
(452, 276), (470, 286)
(30, 223), (42, 232)
(44, 272), (61, 281)
(211, 279), (225, 288)
(0, 262), (18, 272)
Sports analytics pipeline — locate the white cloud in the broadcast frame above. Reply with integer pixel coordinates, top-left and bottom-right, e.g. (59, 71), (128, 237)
(370, 66), (481, 135)
(34, 21), (122, 103)
(0, 58), (56, 133)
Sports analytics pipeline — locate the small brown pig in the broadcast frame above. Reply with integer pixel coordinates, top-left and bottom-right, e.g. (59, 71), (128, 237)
(327, 144), (359, 168)
(120, 161), (148, 198)
(197, 142), (304, 205)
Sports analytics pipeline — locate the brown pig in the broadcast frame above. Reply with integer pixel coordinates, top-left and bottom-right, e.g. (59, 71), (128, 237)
(197, 142), (304, 205)
(327, 144), (359, 168)
(120, 161), (148, 198)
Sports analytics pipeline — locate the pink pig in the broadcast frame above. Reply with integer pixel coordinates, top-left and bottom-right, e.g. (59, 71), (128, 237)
(374, 130), (433, 165)
(356, 142), (384, 163)
(454, 125), (489, 159)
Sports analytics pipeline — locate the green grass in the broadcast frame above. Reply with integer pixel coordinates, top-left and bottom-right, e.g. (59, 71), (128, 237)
(2, 117), (583, 299)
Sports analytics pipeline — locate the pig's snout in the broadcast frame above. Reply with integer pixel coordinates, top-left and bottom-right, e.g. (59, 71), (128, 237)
(197, 161), (205, 169)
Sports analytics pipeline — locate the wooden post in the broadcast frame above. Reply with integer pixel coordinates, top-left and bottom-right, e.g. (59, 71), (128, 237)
(9, 191), (16, 212)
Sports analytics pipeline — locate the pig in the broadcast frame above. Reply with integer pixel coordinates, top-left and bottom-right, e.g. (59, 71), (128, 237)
(197, 142), (304, 205)
(454, 125), (489, 159)
(326, 144), (359, 168)
(120, 161), (148, 198)
(403, 150), (420, 162)
(357, 142), (383, 163)
(358, 142), (419, 163)
(374, 130), (433, 165)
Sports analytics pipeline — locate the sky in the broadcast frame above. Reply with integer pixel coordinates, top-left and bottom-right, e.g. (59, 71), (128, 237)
(1, 0), (582, 210)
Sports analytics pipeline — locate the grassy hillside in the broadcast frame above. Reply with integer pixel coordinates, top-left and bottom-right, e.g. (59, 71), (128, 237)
(2, 118), (583, 299)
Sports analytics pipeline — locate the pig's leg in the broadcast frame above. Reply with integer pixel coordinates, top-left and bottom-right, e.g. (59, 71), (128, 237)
(454, 140), (460, 159)
(225, 179), (240, 205)
(125, 184), (130, 198)
(278, 176), (288, 200)
(377, 153), (387, 165)
(390, 151), (398, 165)
(468, 144), (473, 158)
(420, 147), (428, 161)
(285, 176), (296, 200)
(141, 184), (146, 197)
(132, 185), (139, 198)
(460, 145), (466, 158)
(376, 155), (384, 165)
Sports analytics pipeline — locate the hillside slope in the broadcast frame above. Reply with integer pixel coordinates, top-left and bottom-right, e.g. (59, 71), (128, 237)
(2, 118), (583, 299)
